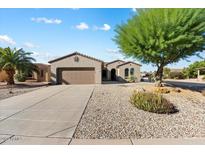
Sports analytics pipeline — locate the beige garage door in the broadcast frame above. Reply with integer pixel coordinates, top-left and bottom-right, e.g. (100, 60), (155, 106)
(58, 67), (95, 84)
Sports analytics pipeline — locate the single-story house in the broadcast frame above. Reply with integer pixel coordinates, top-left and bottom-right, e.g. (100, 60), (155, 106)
(48, 52), (141, 84)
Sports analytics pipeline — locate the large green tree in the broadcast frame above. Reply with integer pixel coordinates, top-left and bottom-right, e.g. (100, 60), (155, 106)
(114, 9), (205, 86)
(183, 60), (205, 78)
(0, 47), (37, 85)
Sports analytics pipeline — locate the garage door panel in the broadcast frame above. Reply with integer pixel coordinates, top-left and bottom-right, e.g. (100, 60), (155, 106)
(58, 68), (95, 84)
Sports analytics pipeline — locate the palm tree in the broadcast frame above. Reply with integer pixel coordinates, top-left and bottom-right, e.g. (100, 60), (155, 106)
(0, 47), (37, 85)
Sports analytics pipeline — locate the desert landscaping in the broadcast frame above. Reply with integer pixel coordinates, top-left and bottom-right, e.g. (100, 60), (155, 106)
(0, 82), (49, 101)
(74, 83), (205, 139)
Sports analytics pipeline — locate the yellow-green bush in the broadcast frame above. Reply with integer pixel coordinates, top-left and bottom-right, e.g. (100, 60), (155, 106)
(154, 87), (170, 94)
(130, 91), (178, 114)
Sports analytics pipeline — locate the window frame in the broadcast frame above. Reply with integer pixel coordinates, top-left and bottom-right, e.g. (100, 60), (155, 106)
(124, 68), (129, 78)
(130, 68), (134, 76)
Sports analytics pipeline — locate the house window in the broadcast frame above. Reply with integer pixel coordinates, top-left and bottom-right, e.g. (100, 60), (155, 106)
(125, 68), (129, 78)
(40, 70), (44, 77)
(130, 68), (134, 76)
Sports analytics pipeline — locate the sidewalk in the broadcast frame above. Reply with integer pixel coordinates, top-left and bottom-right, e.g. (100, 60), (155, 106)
(69, 138), (205, 145)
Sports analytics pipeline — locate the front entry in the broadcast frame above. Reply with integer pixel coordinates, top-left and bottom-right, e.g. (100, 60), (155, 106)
(111, 69), (116, 81)
(102, 69), (107, 80)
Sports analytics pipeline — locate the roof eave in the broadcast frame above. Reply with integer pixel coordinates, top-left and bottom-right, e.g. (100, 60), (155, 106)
(48, 52), (103, 63)
(117, 61), (142, 68)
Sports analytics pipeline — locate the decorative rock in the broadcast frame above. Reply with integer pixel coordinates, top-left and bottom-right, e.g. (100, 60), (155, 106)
(74, 83), (205, 139)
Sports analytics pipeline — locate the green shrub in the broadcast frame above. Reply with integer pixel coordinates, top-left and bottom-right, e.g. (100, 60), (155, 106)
(130, 91), (178, 114)
(127, 76), (137, 82)
(15, 73), (27, 82)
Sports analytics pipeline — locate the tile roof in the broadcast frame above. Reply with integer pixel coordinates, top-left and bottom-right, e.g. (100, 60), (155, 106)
(117, 61), (142, 67)
(105, 60), (125, 66)
(48, 52), (103, 63)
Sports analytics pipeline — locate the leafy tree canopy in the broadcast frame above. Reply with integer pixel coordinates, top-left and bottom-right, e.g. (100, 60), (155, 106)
(114, 8), (205, 85)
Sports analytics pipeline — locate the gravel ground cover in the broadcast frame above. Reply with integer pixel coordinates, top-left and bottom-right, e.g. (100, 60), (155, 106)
(0, 82), (48, 100)
(74, 83), (205, 139)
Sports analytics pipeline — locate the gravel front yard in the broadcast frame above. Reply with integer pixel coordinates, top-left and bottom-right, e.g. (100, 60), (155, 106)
(74, 83), (205, 139)
(0, 82), (48, 101)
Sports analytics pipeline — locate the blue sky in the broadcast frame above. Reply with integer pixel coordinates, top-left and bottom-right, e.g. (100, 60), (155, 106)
(0, 8), (204, 72)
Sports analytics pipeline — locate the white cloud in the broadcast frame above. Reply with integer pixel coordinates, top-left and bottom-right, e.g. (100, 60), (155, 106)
(106, 48), (124, 60)
(106, 48), (120, 54)
(71, 8), (79, 10)
(132, 8), (136, 12)
(23, 42), (38, 48)
(100, 24), (111, 31)
(94, 24), (111, 31)
(75, 22), (89, 30)
(31, 51), (40, 56)
(0, 35), (16, 45)
(31, 51), (57, 62)
(31, 17), (62, 24)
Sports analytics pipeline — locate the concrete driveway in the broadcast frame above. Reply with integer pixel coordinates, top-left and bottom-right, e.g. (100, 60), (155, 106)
(0, 85), (94, 145)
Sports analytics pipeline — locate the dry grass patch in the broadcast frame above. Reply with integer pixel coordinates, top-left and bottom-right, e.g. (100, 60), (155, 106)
(154, 87), (170, 94)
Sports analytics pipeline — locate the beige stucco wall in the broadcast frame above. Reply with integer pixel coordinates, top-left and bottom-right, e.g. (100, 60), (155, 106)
(106, 61), (125, 80)
(50, 54), (102, 84)
(0, 70), (8, 82)
(118, 63), (141, 82)
(33, 64), (51, 82)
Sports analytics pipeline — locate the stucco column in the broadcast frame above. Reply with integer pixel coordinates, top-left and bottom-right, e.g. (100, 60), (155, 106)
(197, 69), (200, 80)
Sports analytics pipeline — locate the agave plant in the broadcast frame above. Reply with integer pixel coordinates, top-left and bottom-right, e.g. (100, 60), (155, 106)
(0, 47), (37, 85)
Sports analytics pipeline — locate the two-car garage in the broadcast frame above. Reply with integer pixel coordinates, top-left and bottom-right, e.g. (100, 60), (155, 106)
(49, 52), (102, 84)
(57, 67), (95, 84)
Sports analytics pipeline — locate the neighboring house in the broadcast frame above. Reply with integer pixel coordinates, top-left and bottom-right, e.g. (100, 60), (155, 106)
(48, 52), (141, 84)
(0, 70), (8, 82)
(170, 68), (183, 73)
(0, 63), (50, 82)
(30, 63), (51, 82)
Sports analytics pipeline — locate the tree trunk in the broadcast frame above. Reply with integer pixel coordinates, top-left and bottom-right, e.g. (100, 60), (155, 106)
(155, 65), (164, 87)
(5, 69), (15, 85)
